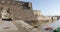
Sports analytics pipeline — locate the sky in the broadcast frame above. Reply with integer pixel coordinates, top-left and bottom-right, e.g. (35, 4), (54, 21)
(18, 0), (60, 16)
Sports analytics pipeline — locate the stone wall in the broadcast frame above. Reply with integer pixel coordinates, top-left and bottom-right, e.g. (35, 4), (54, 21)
(0, 0), (35, 21)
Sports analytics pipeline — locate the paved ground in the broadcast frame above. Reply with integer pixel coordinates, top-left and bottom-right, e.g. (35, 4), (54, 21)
(0, 20), (38, 32)
(12, 20), (30, 32)
(0, 21), (18, 32)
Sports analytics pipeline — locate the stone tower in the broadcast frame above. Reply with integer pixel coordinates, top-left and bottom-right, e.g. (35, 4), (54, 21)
(0, 0), (35, 21)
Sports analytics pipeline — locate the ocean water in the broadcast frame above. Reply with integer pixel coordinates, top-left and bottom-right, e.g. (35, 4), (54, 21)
(41, 19), (60, 32)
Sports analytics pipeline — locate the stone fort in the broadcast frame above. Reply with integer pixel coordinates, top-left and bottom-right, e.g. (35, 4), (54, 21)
(0, 0), (36, 21)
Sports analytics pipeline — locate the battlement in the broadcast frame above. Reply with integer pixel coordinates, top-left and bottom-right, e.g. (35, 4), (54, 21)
(0, 0), (32, 8)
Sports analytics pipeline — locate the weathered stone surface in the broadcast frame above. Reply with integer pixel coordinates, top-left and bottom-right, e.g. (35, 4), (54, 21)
(0, 0), (35, 21)
(0, 21), (18, 32)
(12, 20), (38, 32)
(12, 20), (31, 32)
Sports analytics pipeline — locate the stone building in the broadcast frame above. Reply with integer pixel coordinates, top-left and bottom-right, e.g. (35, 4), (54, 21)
(33, 10), (52, 27)
(0, 0), (35, 21)
(33, 10), (41, 17)
(33, 10), (41, 23)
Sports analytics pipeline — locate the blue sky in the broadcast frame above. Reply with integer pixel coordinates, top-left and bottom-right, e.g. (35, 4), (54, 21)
(18, 0), (60, 16)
